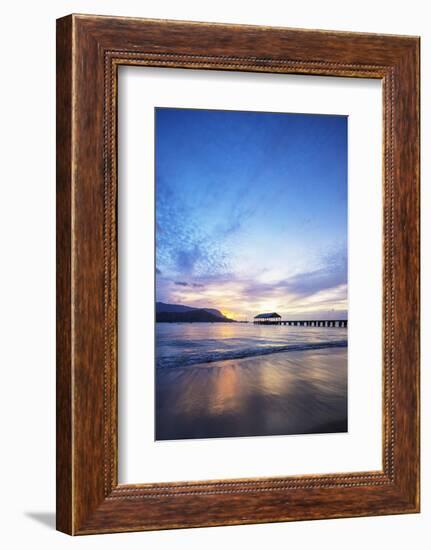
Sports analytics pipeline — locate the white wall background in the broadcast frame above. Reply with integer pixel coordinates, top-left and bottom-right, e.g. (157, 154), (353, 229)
(0, 1), (427, 548)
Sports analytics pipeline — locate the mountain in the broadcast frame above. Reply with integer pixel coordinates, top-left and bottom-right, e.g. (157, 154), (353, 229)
(156, 302), (235, 323)
(200, 308), (225, 319)
(156, 302), (196, 314)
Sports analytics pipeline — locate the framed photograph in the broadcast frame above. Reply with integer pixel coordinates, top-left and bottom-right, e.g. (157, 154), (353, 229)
(56, 14), (420, 534)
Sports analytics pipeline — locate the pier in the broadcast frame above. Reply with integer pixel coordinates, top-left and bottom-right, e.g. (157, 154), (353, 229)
(253, 312), (347, 328)
(280, 319), (347, 327)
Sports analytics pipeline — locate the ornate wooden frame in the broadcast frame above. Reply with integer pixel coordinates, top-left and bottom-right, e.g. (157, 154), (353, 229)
(56, 14), (420, 534)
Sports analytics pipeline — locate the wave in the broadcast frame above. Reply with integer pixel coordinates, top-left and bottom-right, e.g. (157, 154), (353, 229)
(156, 340), (347, 369)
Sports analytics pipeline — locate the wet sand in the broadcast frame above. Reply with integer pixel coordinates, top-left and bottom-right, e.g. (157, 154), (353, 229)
(156, 347), (347, 440)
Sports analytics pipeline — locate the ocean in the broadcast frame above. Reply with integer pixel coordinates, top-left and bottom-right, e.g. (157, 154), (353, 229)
(156, 322), (347, 369)
(155, 323), (348, 440)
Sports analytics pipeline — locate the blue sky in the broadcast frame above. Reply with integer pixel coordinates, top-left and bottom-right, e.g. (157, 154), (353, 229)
(155, 107), (347, 321)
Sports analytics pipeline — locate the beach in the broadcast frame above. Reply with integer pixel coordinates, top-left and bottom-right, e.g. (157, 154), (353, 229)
(156, 346), (347, 440)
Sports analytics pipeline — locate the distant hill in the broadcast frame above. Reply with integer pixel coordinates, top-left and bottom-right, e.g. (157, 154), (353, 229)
(201, 308), (225, 319)
(156, 302), (196, 314)
(156, 302), (235, 323)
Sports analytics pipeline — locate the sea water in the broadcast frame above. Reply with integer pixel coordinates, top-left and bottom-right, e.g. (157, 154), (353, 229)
(156, 323), (347, 369)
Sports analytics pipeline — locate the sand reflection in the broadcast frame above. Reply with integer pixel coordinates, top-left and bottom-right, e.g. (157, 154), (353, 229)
(156, 348), (347, 440)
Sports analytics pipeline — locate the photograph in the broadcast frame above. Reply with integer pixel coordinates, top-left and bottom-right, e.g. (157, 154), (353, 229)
(155, 107), (348, 440)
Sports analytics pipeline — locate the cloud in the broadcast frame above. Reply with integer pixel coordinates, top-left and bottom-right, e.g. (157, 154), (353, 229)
(285, 248), (347, 296)
(174, 280), (205, 288)
(176, 246), (203, 274)
(158, 266), (347, 321)
(155, 177), (227, 278)
(194, 246), (347, 318)
(284, 266), (346, 297)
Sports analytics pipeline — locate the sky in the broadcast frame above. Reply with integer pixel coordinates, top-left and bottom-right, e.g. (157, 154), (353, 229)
(155, 107), (347, 321)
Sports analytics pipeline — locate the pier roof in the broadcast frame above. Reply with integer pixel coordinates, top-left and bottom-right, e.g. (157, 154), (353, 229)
(254, 312), (281, 319)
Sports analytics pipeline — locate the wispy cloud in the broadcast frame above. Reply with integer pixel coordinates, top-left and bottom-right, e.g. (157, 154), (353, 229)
(156, 178), (238, 279)
(158, 247), (347, 321)
(174, 280), (205, 288)
(283, 248), (347, 297)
